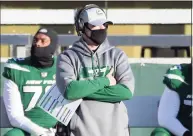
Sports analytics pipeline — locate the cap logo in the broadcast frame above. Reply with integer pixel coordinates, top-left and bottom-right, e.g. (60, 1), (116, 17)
(39, 29), (47, 33)
(96, 9), (103, 15)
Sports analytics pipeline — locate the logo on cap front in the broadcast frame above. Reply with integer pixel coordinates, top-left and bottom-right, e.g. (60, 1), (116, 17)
(39, 29), (48, 33)
(96, 9), (103, 15)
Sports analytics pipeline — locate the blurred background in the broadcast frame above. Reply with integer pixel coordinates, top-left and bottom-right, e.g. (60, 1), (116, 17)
(0, 1), (192, 136)
(1, 1), (192, 58)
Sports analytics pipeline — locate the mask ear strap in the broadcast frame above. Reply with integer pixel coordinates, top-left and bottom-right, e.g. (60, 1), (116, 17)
(84, 23), (92, 31)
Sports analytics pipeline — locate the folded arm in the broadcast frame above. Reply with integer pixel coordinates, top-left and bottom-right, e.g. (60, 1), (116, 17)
(85, 51), (135, 102)
(56, 52), (110, 100)
(85, 84), (133, 102)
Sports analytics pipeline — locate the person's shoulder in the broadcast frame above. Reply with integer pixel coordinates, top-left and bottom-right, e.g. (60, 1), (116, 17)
(165, 64), (187, 79)
(110, 47), (128, 59)
(4, 57), (31, 72)
(59, 48), (79, 59)
(3, 57), (30, 80)
(163, 64), (188, 91)
(6, 57), (30, 65)
(110, 47), (126, 55)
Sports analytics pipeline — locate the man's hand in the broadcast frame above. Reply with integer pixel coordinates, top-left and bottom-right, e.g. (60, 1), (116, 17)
(55, 122), (70, 136)
(106, 68), (116, 86)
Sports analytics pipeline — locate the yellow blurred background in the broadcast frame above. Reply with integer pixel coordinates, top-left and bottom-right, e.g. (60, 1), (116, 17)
(1, 1), (192, 58)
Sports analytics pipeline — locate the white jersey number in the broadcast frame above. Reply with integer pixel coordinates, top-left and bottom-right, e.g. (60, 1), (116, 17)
(23, 86), (52, 111)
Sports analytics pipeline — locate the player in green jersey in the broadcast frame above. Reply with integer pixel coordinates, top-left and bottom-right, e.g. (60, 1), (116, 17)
(2, 28), (60, 136)
(151, 63), (192, 136)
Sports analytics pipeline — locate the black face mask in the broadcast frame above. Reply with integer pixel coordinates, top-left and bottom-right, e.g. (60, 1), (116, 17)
(31, 28), (58, 68)
(31, 46), (54, 68)
(85, 25), (107, 45)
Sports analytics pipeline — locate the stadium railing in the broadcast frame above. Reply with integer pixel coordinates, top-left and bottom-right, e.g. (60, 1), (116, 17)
(1, 34), (191, 57)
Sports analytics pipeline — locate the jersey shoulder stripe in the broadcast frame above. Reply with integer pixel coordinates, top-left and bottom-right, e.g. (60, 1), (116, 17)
(4, 63), (30, 72)
(4, 57), (31, 72)
(164, 73), (188, 85)
(163, 64), (190, 91)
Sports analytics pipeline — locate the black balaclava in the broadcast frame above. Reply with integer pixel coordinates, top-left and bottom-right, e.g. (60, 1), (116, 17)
(31, 28), (58, 68)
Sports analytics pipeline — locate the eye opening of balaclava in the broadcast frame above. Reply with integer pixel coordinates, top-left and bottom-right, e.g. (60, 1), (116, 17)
(31, 28), (58, 68)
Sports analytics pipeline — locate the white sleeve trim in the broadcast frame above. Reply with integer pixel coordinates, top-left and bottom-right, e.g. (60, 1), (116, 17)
(3, 78), (48, 136)
(158, 86), (188, 136)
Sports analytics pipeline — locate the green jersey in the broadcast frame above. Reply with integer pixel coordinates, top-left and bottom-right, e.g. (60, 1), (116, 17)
(3, 57), (58, 128)
(163, 64), (192, 131)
